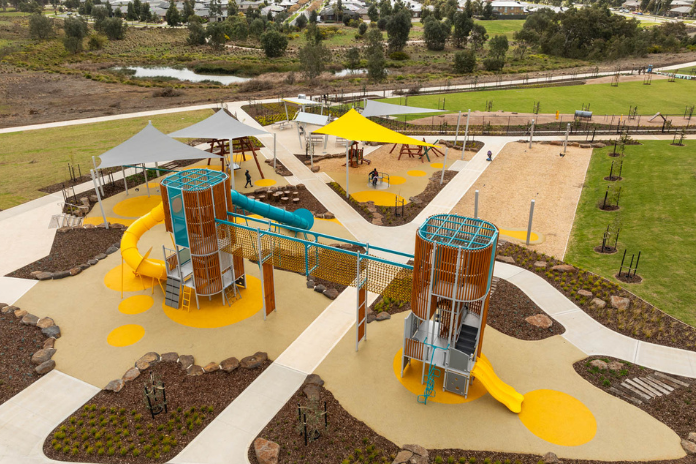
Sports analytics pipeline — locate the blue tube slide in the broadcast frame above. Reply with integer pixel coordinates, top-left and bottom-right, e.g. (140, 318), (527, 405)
(229, 190), (315, 230)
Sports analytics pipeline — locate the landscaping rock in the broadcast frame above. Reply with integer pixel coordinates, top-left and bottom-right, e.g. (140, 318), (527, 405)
(402, 444), (428, 458)
(241, 352), (267, 369)
(590, 298), (606, 309)
(203, 362), (219, 373)
(525, 314), (553, 329)
(122, 367), (140, 382)
(35, 272), (53, 281)
(31, 348), (56, 365)
(496, 255), (515, 264)
(311, 166), (320, 173)
(21, 313), (40, 326)
(135, 360), (151, 371)
(323, 288), (340, 300)
(0, 305), (16, 314)
(304, 373), (324, 387)
(306, 280), (315, 289)
(607, 361), (624, 371)
(13, 309), (27, 319)
(367, 312), (377, 323)
(79, 263), (91, 270)
(106, 246), (119, 254)
(160, 352), (179, 363)
(179, 355), (195, 370)
(302, 384), (321, 402)
(313, 284), (326, 293)
(137, 352), (160, 364)
(682, 439), (696, 455)
(592, 142), (607, 148)
(376, 312), (391, 321)
(393, 450), (414, 464)
(408, 456), (428, 464)
(52, 270), (70, 279)
(610, 295), (630, 310)
(688, 432), (696, 443)
(35, 360), (56, 375)
(104, 379), (124, 392)
(578, 289), (593, 298)
(89, 195), (98, 203)
(590, 359), (608, 370)
(69, 267), (81, 276)
(87, 259), (98, 266)
(254, 438), (280, 464)
(37, 317), (55, 329)
(580, 143), (592, 149)
(551, 264), (575, 272)
(324, 212), (335, 219)
(220, 357), (240, 372)
(95, 253), (107, 260)
(186, 365), (205, 376)
(43, 338), (55, 349)
(534, 261), (547, 268)
(42, 326), (61, 339)
(543, 452), (560, 463)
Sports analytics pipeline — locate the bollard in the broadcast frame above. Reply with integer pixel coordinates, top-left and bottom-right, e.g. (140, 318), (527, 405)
(475, 190), (479, 219)
(526, 200), (535, 245)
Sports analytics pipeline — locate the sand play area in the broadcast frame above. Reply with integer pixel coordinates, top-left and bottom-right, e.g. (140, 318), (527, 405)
(452, 142), (592, 259)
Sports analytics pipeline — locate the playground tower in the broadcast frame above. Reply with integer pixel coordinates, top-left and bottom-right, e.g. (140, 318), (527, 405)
(159, 168), (244, 309)
(401, 214), (498, 400)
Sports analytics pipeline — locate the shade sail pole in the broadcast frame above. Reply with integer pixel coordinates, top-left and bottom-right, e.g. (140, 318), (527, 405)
(273, 133), (277, 170)
(462, 109), (470, 160)
(122, 166), (129, 196)
(284, 101), (289, 122)
(91, 169), (108, 230)
(230, 133), (236, 191)
(440, 147), (449, 185)
(345, 142), (351, 198)
(143, 164), (150, 197)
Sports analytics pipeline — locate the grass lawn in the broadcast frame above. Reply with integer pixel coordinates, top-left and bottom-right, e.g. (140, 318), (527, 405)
(565, 141), (696, 326)
(676, 66), (696, 76)
(0, 109), (213, 210)
(474, 19), (524, 39)
(380, 79), (696, 118)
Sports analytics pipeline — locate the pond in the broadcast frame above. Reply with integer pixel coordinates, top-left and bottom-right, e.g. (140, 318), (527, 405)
(333, 68), (368, 77)
(114, 66), (251, 85)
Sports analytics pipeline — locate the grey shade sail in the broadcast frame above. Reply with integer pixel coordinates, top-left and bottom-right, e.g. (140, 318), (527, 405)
(294, 111), (329, 126)
(361, 100), (444, 118)
(168, 109), (269, 140)
(98, 122), (221, 169)
(282, 97), (323, 106)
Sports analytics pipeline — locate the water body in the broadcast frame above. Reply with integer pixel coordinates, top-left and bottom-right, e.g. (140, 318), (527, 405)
(114, 66), (251, 85)
(334, 68), (368, 77)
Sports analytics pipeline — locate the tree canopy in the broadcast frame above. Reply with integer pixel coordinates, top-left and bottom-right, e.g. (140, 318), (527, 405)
(385, 9), (411, 52)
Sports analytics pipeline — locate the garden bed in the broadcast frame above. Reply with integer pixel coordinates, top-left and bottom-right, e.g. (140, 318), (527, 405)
(44, 356), (270, 464)
(496, 242), (696, 351)
(244, 185), (329, 216)
(6, 228), (124, 279)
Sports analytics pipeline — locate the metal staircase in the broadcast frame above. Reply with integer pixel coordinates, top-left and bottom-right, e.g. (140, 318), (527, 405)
(164, 277), (182, 309)
(455, 325), (478, 356)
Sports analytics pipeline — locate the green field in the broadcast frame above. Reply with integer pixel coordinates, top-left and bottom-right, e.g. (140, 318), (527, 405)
(381, 79), (696, 118)
(473, 19), (524, 39)
(566, 141), (696, 326)
(0, 109), (213, 210)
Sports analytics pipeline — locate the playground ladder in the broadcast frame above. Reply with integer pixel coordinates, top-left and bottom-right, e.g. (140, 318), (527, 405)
(48, 214), (83, 229)
(182, 285), (194, 312)
(417, 346), (441, 405)
(164, 277), (182, 309)
(224, 283), (241, 306)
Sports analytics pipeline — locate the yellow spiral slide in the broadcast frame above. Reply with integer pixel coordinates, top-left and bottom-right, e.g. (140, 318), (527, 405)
(120, 203), (168, 281)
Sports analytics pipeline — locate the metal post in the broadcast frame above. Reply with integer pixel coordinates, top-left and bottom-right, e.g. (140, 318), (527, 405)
(154, 161), (160, 177)
(453, 110), (462, 148)
(122, 166), (129, 196)
(91, 170), (108, 229)
(92, 156), (104, 196)
(474, 190), (479, 218)
(345, 142), (351, 198)
(526, 199), (535, 245)
(529, 119), (535, 149)
(564, 123), (570, 154)
(284, 101), (289, 122)
(273, 133), (277, 170)
(462, 109), (470, 160)
(440, 147), (449, 185)
(143, 164), (151, 197)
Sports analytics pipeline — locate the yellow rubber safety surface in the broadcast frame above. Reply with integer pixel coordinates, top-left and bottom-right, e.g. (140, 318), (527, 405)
(351, 191), (408, 207)
(112, 196), (162, 218)
(389, 176), (406, 185)
(254, 179), (277, 187)
(162, 276), (263, 328)
(107, 324), (145, 347)
(392, 349), (488, 405)
(500, 229), (540, 242)
(118, 295), (154, 315)
(182, 165), (222, 171)
(82, 217), (135, 227)
(519, 389), (597, 447)
(430, 163), (444, 169)
(104, 262), (163, 292)
(407, 170), (427, 177)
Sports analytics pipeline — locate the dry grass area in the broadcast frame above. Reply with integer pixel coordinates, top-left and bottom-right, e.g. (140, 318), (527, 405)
(452, 142), (592, 259)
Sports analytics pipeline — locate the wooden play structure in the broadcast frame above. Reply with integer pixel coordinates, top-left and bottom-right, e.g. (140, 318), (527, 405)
(345, 142), (371, 168)
(390, 139), (445, 162)
(206, 136), (265, 179)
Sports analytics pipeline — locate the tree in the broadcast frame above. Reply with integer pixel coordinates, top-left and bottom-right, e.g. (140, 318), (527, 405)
(260, 29), (288, 57)
(139, 2), (150, 21)
(227, 0), (237, 17)
(102, 16), (126, 39)
(299, 40), (331, 79)
(482, 1), (494, 19)
(453, 49), (476, 73)
(132, 0), (141, 16)
(365, 27), (386, 82)
(165, 0), (180, 25)
(295, 12), (307, 28)
(488, 34), (508, 59)
(423, 17), (449, 50)
(207, 21), (230, 48)
(378, 0), (391, 18)
(464, 0), (473, 16)
(309, 9), (317, 23)
(358, 21), (367, 35)
(187, 19), (207, 44)
(229, 16), (248, 40)
(114, 6), (122, 17)
(385, 9), (410, 52)
(367, 3), (378, 21)
(249, 17), (265, 36)
(376, 17), (387, 30)
(346, 46), (360, 68)
(105, 0), (112, 16)
(126, 1), (137, 20)
(469, 23), (488, 50)
(93, 5), (108, 28)
(451, 10), (473, 48)
(209, 0), (222, 20)
(29, 13), (53, 40)
(304, 22), (323, 43)
(182, 0), (194, 22)
(62, 16), (88, 54)
(335, 0), (342, 22)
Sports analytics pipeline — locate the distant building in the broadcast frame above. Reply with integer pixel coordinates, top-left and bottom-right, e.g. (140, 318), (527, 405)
(490, 0), (530, 16)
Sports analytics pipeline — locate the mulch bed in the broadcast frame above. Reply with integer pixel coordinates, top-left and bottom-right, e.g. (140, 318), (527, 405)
(574, 355), (696, 453)
(44, 358), (270, 464)
(496, 242), (696, 351)
(0, 309), (46, 406)
(593, 245), (618, 254)
(244, 187), (328, 216)
(615, 273), (643, 284)
(7, 228), (124, 279)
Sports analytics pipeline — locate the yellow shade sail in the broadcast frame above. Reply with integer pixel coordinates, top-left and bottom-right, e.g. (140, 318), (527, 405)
(313, 109), (435, 147)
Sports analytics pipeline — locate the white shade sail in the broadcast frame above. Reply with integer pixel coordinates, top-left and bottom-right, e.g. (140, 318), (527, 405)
(294, 112), (330, 126)
(168, 109), (268, 140)
(98, 122), (220, 169)
(282, 97), (323, 106)
(361, 100), (444, 118)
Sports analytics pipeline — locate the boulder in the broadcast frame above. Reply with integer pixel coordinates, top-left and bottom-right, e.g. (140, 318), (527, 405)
(42, 326), (61, 339)
(367, 312), (377, 323)
(106, 246), (119, 255)
(496, 255), (515, 265)
(324, 212), (335, 219)
(220, 357), (240, 372)
(376, 312), (391, 321)
(37, 317), (55, 329)
(137, 352), (160, 364)
(543, 452), (560, 463)
(578, 289), (593, 298)
(43, 338), (55, 349)
(682, 439), (696, 455)
(253, 438), (280, 464)
(590, 298), (606, 309)
(551, 264), (575, 272)
(79, 263), (90, 270)
(35, 272), (53, 281)
(52, 270), (70, 279)
(534, 261), (547, 269)
(31, 348), (56, 365)
(13, 309), (27, 319)
(179, 355), (195, 370)
(579, 143), (592, 149)
(35, 360), (56, 375)
(296, 184), (306, 190)
(135, 360), (151, 371)
(304, 374), (324, 387)
(87, 259), (98, 266)
(323, 288), (340, 300)
(408, 456), (428, 464)
(203, 362), (219, 373)
(1, 305), (16, 314)
(104, 379), (124, 392)
(592, 142), (607, 148)
(525, 314), (553, 329)
(160, 352), (179, 363)
(122, 367), (140, 382)
(21, 313), (40, 326)
(688, 432), (696, 443)
(313, 284), (326, 293)
(303, 384), (321, 402)
(186, 365), (205, 376)
(311, 166), (320, 173)
(607, 361), (624, 371)
(69, 267), (82, 276)
(402, 444), (428, 458)
(241, 352), (267, 369)
(590, 359), (608, 370)
(306, 280), (315, 289)
(610, 296), (630, 310)
(95, 253), (107, 260)
(393, 450), (414, 464)
(89, 195), (98, 203)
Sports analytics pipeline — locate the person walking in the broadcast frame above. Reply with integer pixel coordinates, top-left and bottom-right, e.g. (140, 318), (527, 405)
(486, 150), (493, 161)
(244, 170), (252, 188)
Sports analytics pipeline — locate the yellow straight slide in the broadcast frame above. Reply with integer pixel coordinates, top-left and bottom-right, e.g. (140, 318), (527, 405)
(471, 356), (524, 413)
(120, 202), (167, 281)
